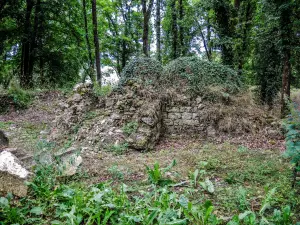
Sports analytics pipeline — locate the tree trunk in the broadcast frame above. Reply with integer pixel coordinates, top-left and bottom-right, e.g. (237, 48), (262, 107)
(20, 0), (34, 89)
(28, 0), (41, 80)
(156, 0), (161, 61)
(279, 0), (292, 116)
(142, 0), (154, 57)
(178, 0), (184, 56)
(171, 0), (177, 59)
(214, 0), (234, 66)
(91, 0), (101, 85)
(82, 0), (95, 83)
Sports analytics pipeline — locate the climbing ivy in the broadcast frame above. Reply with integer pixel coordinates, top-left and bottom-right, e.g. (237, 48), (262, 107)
(162, 56), (243, 96)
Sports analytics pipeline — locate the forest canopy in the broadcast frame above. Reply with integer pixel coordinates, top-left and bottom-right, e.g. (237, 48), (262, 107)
(1, 0), (300, 108)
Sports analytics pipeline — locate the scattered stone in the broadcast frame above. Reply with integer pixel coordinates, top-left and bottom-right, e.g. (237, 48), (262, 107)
(0, 151), (30, 197)
(40, 130), (50, 135)
(196, 97), (202, 104)
(207, 126), (216, 137)
(71, 93), (83, 103)
(59, 155), (83, 176)
(73, 82), (93, 93)
(141, 117), (155, 126)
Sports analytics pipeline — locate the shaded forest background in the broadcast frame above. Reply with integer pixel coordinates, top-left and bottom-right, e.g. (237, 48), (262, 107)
(1, 0), (300, 106)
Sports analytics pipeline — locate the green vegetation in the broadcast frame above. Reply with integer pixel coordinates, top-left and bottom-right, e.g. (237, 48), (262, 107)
(108, 143), (129, 155)
(122, 122), (139, 136)
(1, 0), (300, 224)
(120, 57), (163, 86)
(283, 102), (300, 187)
(93, 85), (112, 97)
(162, 56), (242, 96)
(7, 85), (32, 109)
(0, 159), (298, 225)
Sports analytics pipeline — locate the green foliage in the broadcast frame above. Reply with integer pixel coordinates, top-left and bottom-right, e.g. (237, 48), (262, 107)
(7, 84), (32, 108)
(109, 142), (129, 155)
(145, 160), (176, 186)
(162, 56), (243, 96)
(283, 102), (300, 187)
(0, 160), (298, 225)
(120, 57), (163, 85)
(108, 165), (124, 180)
(0, 61), (14, 89)
(93, 85), (112, 97)
(253, 0), (282, 105)
(122, 121), (138, 136)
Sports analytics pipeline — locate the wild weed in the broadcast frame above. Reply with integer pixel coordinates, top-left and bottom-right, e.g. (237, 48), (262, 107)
(145, 159), (176, 186)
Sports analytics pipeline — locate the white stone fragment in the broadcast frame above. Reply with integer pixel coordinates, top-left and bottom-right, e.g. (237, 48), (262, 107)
(0, 151), (29, 179)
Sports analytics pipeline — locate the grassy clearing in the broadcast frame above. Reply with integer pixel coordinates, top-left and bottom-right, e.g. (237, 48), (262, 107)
(0, 137), (299, 224)
(0, 120), (47, 153)
(80, 140), (299, 220)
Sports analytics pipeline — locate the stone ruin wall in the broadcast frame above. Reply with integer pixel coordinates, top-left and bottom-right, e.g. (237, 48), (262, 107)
(102, 94), (209, 137)
(162, 97), (206, 134)
(52, 83), (281, 152)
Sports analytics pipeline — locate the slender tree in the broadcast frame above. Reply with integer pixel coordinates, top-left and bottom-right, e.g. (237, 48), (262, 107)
(142, 0), (154, 56)
(156, 0), (161, 61)
(20, 0), (34, 88)
(178, 0), (184, 56)
(171, 0), (178, 59)
(279, 0), (292, 115)
(91, 0), (101, 85)
(82, 0), (95, 83)
(213, 0), (234, 66)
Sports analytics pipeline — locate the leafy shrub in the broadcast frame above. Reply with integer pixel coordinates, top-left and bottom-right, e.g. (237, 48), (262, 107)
(120, 57), (163, 85)
(0, 61), (14, 89)
(162, 56), (243, 96)
(7, 84), (32, 108)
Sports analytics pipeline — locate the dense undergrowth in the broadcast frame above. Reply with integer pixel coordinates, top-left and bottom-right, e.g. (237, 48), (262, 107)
(283, 100), (300, 187)
(0, 157), (299, 225)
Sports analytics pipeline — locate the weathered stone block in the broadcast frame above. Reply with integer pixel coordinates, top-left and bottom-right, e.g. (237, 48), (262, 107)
(106, 99), (115, 108)
(192, 113), (198, 119)
(168, 107), (179, 113)
(183, 119), (198, 126)
(198, 104), (205, 109)
(182, 112), (192, 120)
(141, 117), (156, 126)
(0, 151), (30, 197)
(168, 113), (177, 119)
(164, 119), (174, 125)
(175, 113), (182, 119)
(196, 97), (202, 104)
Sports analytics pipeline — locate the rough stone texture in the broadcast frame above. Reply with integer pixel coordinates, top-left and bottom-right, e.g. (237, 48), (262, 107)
(0, 130), (9, 148)
(51, 84), (164, 151)
(55, 147), (83, 176)
(50, 83), (282, 151)
(3, 148), (34, 169)
(162, 97), (205, 134)
(0, 151), (30, 197)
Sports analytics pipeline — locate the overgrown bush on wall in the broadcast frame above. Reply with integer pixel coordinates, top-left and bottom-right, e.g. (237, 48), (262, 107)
(120, 57), (163, 86)
(162, 56), (243, 96)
